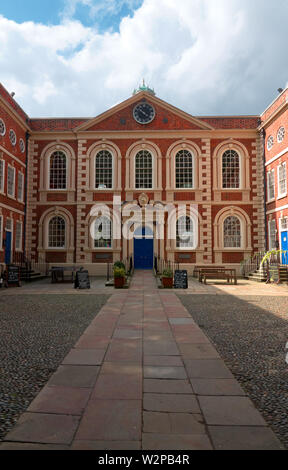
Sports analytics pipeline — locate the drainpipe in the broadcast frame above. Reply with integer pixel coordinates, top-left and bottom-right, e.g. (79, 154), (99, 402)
(23, 129), (30, 254)
(261, 128), (268, 252)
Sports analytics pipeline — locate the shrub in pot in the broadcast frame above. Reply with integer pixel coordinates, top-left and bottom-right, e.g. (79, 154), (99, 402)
(113, 261), (126, 270)
(162, 268), (174, 288)
(114, 267), (126, 288)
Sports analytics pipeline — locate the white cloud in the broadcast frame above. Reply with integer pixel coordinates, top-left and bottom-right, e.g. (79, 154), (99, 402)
(1, 0), (288, 117)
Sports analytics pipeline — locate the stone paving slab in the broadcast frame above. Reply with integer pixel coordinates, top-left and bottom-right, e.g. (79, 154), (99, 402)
(144, 379), (193, 394)
(1, 270), (284, 450)
(47, 365), (100, 388)
(143, 412), (205, 434)
(75, 399), (142, 441)
(142, 433), (213, 450)
(3, 413), (80, 445)
(199, 396), (267, 426)
(208, 426), (284, 450)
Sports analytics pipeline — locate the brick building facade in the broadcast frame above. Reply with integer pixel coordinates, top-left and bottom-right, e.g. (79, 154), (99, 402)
(0, 81), (287, 274)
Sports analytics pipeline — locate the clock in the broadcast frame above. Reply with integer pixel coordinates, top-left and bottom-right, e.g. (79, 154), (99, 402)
(133, 102), (155, 124)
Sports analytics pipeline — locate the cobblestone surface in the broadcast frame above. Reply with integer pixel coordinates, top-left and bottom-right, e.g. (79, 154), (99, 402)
(178, 294), (288, 449)
(0, 294), (110, 441)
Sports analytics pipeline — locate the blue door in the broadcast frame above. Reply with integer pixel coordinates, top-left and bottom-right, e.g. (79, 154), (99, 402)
(5, 231), (12, 265)
(134, 227), (154, 270)
(281, 231), (288, 265)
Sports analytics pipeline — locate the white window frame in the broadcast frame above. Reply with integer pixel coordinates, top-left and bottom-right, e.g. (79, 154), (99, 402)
(176, 215), (195, 250)
(47, 216), (66, 249)
(9, 129), (17, 147)
(0, 159), (5, 193)
(221, 149), (242, 190)
(0, 118), (6, 136)
(7, 165), (15, 198)
(277, 127), (285, 143)
(267, 170), (275, 202)
(277, 162), (287, 199)
(267, 136), (274, 151)
(93, 217), (113, 249)
(17, 172), (24, 202)
(48, 151), (67, 191)
(223, 216), (242, 249)
(134, 150), (154, 190)
(15, 221), (23, 251)
(175, 149), (194, 189)
(19, 138), (25, 154)
(268, 219), (277, 250)
(95, 150), (114, 190)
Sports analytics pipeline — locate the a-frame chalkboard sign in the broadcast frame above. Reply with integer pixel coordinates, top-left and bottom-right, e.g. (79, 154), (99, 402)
(74, 268), (90, 289)
(5, 265), (21, 288)
(174, 270), (188, 289)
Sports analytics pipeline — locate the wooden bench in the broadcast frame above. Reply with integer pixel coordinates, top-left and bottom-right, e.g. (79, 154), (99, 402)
(199, 267), (237, 285)
(193, 265), (223, 278)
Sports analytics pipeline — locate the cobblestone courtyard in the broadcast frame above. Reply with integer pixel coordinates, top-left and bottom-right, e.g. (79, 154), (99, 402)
(0, 274), (287, 450)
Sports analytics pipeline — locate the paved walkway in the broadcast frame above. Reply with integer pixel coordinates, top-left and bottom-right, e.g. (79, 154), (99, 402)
(0, 271), (284, 450)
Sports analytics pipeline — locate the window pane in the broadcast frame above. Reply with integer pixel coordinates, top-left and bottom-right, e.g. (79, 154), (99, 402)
(135, 150), (152, 189)
(222, 150), (240, 189)
(15, 222), (22, 250)
(95, 150), (113, 189)
(268, 171), (275, 200)
(94, 217), (112, 248)
(48, 216), (66, 248)
(0, 160), (4, 192)
(269, 220), (276, 250)
(7, 166), (15, 196)
(224, 216), (241, 248)
(278, 164), (287, 196)
(49, 151), (67, 189)
(18, 173), (24, 201)
(176, 216), (194, 248)
(175, 150), (193, 188)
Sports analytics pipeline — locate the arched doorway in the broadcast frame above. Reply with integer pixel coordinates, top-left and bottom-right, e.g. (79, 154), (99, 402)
(134, 226), (154, 269)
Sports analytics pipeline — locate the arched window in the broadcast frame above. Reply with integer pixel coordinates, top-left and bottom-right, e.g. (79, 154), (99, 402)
(49, 151), (67, 189)
(94, 217), (112, 248)
(222, 150), (240, 189)
(176, 216), (194, 248)
(175, 150), (193, 188)
(135, 150), (153, 189)
(48, 216), (66, 248)
(95, 150), (113, 189)
(223, 216), (241, 248)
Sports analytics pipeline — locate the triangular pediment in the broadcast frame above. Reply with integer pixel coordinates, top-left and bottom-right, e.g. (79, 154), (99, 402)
(75, 92), (214, 132)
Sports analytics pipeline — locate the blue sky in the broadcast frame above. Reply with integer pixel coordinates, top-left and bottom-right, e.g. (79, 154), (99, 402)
(0, 0), (144, 31)
(0, 0), (287, 117)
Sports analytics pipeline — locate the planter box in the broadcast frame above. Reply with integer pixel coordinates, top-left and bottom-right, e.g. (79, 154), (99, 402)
(162, 277), (173, 288)
(114, 276), (125, 288)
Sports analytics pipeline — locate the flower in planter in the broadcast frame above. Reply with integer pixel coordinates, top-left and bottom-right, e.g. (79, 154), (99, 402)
(162, 268), (173, 278)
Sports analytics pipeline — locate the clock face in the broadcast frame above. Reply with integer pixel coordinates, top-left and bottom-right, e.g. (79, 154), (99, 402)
(133, 102), (155, 124)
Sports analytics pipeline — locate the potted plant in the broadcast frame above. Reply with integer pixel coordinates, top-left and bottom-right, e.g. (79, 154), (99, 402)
(114, 266), (126, 288)
(162, 268), (174, 288)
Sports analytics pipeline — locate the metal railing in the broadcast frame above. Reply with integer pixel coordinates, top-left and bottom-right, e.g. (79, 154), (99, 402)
(10, 251), (49, 280)
(106, 256), (134, 282)
(154, 256), (179, 275)
(241, 250), (288, 281)
(241, 251), (266, 278)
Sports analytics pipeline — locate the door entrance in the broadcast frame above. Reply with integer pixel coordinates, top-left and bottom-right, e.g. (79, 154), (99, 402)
(134, 226), (154, 270)
(281, 231), (288, 265)
(5, 231), (12, 265)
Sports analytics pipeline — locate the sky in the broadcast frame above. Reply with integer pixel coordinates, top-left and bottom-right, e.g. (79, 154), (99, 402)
(0, 0), (288, 118)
